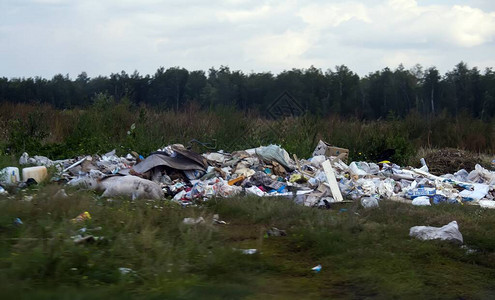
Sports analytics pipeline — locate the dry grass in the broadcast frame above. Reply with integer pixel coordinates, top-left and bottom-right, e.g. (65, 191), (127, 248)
(412, 147), (494, 174)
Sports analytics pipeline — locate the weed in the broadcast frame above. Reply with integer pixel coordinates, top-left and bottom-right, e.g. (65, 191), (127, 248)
(0, 102), (493, 164)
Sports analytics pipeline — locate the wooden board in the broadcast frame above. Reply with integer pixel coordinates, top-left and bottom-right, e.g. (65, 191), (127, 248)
(322, 160), (343, 202)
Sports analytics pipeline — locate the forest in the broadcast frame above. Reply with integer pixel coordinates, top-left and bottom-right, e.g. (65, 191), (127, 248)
(1, 62), (494, 120)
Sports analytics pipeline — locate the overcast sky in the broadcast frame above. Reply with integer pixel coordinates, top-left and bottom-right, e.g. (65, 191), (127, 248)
(1, 0), (494, 79)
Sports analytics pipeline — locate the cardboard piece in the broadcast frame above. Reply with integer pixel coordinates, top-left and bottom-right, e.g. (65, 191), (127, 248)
(322, 160), (343, 202)
(312, 140), (349, 162)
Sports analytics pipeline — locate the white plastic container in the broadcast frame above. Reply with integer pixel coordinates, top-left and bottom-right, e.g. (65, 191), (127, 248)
(0, 167), (21, 185)
(22, 166), (48, 183)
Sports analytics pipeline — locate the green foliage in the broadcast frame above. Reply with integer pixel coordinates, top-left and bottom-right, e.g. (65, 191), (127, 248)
(0, 103), (493, 163)
(278, 114), (320, 158)
(2, 63), (495, 121)
(7, 109), (48, 154)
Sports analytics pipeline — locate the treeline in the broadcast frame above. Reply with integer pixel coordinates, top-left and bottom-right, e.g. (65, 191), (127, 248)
(1, 62), (494, 119)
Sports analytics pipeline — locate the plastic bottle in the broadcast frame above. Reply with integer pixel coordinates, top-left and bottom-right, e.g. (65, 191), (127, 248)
(0, 167), (20, 184)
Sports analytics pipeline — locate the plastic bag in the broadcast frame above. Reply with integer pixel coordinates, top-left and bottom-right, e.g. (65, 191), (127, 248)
(467, 164), (495, 185)
(412, 196), (431, 206)
(378, 178), (395, 198)
(349, 162), (368, 176)
(361, 196), (379, 208)
(409, 221), (463, 244)
(255, 145), (293, 170)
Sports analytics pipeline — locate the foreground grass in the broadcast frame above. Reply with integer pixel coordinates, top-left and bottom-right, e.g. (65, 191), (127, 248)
(1, 186), (495, 299)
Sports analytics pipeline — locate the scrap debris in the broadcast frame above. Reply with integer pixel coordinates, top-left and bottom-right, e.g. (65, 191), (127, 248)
(0, 140), (494, 209)
(409, 221), (464, 244)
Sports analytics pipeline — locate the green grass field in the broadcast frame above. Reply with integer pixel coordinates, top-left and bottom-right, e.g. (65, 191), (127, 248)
(1, 185), (494, 299)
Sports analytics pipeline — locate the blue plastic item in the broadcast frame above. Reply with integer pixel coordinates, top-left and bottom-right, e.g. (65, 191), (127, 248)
(432, 194), (447, 205)
(276, 185), (287, 193)
(405, 188), (436, 199)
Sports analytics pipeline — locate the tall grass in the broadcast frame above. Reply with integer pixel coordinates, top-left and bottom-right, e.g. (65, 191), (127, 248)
(0, 101), (493, 165)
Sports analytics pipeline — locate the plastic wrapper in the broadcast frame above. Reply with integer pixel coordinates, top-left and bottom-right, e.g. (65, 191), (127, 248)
(361, 196), (379, 208)
(412, 196), (431, 206)
(409, 221), (463, 244)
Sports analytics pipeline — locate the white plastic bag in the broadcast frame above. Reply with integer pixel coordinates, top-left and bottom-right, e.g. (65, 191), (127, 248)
(361, 197), (379, 208)
(412, 196), (431, 206)
(349, 162), (368, 176)
(409, 221), (463, 244)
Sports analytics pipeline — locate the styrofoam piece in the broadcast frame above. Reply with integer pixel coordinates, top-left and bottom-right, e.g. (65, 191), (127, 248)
(322, 160), (343, 202)
(459, 183), (490, 201)
(479, 200), (495, 209)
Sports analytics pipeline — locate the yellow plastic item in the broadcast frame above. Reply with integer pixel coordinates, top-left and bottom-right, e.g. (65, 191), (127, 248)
(228, 175), (245, 186)
(71, 211), (91, 223)
(289, 173), (307, 183)
(289, 174), (303, 183)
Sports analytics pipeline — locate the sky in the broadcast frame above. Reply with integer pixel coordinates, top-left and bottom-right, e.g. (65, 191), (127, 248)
(1, 0), (494, 79)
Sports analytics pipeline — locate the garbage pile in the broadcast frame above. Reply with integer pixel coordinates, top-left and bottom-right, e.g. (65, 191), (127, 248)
(1, 141), (494, 209)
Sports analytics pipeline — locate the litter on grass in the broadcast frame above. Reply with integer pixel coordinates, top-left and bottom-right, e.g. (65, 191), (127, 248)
(409, 221), (464, 244)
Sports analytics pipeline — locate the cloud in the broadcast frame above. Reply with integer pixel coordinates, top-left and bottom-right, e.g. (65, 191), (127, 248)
(290, 0), (495, 73)
(297, 0), (495, 49)
(298, 2), (371, 28)
(0, 0), (493, 78)
(448, 5), (495, 47)
(216, 5), (272, 22)
(30, 0), (69, 4)
(381, 50), (435, 68)
(244, 29), (318, 66)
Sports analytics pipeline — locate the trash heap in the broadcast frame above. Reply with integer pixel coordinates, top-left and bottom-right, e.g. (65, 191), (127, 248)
(1, 141), (494, 209)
